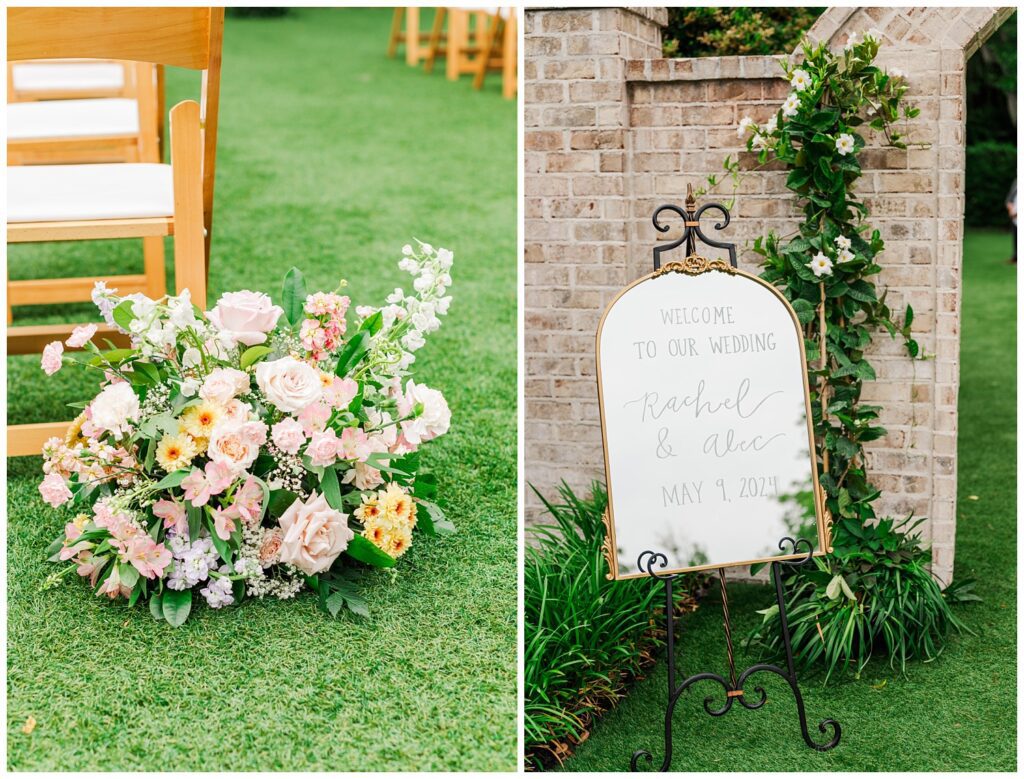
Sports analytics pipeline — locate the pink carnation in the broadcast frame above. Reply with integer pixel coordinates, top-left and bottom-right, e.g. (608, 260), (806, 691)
(39, 472), (73, 508)
(66, 323), (98, 349)
(305, 429), (340, 467)
(271, 417), (306, 454)
(41, 340), (64, 376)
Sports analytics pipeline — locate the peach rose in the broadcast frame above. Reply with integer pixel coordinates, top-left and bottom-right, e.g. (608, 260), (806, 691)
(255, 356), (322, 414)
(207, 420), (267, 473)
(259, 528), (283, 566)
(207, 290), (283, 347)
(277, 492), (354, 575)
(199, 367), (251, 405)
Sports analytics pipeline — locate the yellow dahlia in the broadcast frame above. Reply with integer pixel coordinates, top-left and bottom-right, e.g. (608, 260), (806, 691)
(381, 526), (413, 558)
(156, 433), (198, 472)
(179, 401), (224, 440)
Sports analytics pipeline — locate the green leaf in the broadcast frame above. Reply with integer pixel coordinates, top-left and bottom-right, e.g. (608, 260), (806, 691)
(149, 593), (165, 621)
(118, 563), (140, 590)
(416, 499), (456, 536)
(161, 588), (192, 627)
(154, 469), (191, 490)
(320, 466), (343, 510)
(359, 310), (384, 335)
(112, 299), (135, 331)
(281, 267), (307, 326)
(239, 345), (272, 370)
(345, 535), (396, 568)
(334, 331), (371, 377)
(187, 503), (202, 539)
(268, 489), (301, 517)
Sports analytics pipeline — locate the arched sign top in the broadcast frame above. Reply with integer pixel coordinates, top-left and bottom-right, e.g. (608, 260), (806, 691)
(596, 258), (831, 580)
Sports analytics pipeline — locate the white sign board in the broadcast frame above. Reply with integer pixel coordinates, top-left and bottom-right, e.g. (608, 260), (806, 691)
(597, 258), (830, 579)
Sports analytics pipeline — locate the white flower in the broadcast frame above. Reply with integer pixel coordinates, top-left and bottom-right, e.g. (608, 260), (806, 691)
(182, 347), (202, 368)
(835, 133), (855, 155)
(402, 331), (426, 352)
(436, 248), (454, 269)
(90, 382), (140, 437)
(752, 133), (770, 152)
(737, 116), (756, 138)
(765, 114), (778, 135)
(396, 380), (451, 445)
(386, 287), (405, 305)
(401, 244), (413, 255)
(844, 32), (859, 50)
(865, 28), (883, 43)
(420, 243), (434, 255)
(889, 67), (904, 79)
(790, 68), (811, 92)
(835, 235), (852, 250)
(180, 378), (200, 397)
(808, 252), (834, 278)
(782, 94), (801, 118)
(397, 258), (418, 273)
(837, 248), (855, 263)
(255, 356), (322, 413)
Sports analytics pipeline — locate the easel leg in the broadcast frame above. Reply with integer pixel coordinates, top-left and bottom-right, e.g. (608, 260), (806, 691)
(631, 571), (678, 772)
(770, 561), (842, 752)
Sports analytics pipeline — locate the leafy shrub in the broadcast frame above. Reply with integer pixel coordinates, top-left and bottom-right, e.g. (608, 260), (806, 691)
(662, 7), (824, 58)
(748, 516), (976, 681)
(226, 8), (291, 19)
(524, 482), (702, 770)
(965, 142), (1017, 228)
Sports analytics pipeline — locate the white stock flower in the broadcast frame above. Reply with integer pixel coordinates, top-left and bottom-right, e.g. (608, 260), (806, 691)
(808, 252), (834, 278)
(782, 94), (801, 118)
(790, 68), (811, 91)
(835, 133), (855, 155)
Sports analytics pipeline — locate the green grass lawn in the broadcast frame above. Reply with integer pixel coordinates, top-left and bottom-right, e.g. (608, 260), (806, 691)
(560, 228), (1017, 772)
(7, 9), (516, 771)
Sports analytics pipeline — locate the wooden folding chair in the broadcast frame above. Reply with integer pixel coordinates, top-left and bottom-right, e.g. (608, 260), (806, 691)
(387, 8), (438, 66)
(8, 59), (163, 165)
(472, 8), (516, 99)
(7, 7), (224, 456)
(434, 8), (494, 81)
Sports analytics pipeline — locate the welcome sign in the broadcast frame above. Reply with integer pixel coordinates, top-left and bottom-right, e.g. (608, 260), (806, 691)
(597, 256), (831, 579)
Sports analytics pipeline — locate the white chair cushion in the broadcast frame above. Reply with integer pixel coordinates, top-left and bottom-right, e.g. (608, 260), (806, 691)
(7, 98), (139, 140)
(11, 62), (125, 92)
(7, 163), (173, 223)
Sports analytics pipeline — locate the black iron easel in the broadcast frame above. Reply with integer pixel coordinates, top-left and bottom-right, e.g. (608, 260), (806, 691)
(629, 192), (841, 771)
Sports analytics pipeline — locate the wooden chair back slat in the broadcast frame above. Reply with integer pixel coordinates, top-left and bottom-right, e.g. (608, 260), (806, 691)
(8, 7), (214, 69)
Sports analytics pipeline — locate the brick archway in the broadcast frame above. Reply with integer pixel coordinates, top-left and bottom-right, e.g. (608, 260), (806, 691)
(524, 7), (1013, 584)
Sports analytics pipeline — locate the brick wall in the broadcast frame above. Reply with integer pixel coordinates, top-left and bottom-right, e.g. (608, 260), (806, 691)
(524, 6), (1013, 584)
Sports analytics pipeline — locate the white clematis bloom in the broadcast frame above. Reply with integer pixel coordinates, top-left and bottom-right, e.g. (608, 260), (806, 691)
(808, 252), (834, 278)
(835, 133), (855, 155)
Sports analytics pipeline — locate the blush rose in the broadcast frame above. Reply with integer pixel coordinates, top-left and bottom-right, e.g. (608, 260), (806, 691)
(277, 492), (354, 575)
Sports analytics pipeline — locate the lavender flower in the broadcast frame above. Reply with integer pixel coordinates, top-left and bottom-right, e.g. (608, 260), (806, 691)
(201, 566), (235, 608)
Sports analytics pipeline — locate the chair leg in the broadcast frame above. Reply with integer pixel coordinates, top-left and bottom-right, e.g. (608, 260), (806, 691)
(170, 100), (207, 310)
(447, 9), (467, 81)
(424, 7), (446, 74)
(473, 15), (503, 91)
(405, 7), (421, 66)
(387, 8), (404, 58)
(143, 236), (166, 298)
(503, 12), (517, 99)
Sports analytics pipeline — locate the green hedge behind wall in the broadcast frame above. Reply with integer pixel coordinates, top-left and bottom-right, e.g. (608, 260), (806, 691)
(965, 142), (1017, 228)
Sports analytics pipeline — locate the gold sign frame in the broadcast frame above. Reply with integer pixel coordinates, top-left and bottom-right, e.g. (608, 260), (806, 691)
(596, 256), (833, 581)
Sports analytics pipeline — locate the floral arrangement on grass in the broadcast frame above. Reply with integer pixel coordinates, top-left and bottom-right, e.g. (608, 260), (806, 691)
(39, 241), (454, 626)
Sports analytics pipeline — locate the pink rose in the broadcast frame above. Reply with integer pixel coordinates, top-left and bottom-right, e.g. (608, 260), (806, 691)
(271, 417), (306, 454)
(255, 356), (322, 413)
(277, 492), (354, 575)
(259, 528), (283, 565)
(305, 429), (340, 467)
(324, 377), (359, 409)
(207, 420), (266, 473)
(39, 472), (73, 508)
(199, 367), (250, 404)
(66, 323), (98, 349)
(207, 290), (284, 347)
(41, 340), (64, 376)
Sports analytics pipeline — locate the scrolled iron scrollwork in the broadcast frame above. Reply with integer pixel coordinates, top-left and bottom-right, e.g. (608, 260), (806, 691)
(775, 536), (814, 566)
(651, 186), (738, 271)
(636, 550), (674, 580)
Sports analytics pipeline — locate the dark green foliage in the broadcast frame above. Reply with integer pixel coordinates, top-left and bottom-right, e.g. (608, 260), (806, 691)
(524, 483), (704, 770)
(965, 142), (1017, 227)
(226, 8), (291, 19)
(524, 483), (662, 769)
(965, 12), (1016, 145)
(748, 517), (974, 681)
(662, 7), (824, 58)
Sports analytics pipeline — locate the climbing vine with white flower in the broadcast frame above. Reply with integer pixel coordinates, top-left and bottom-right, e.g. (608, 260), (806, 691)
(699, 32), (970, 676)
